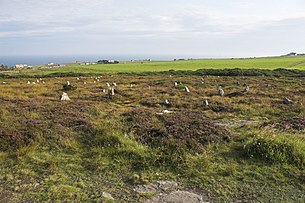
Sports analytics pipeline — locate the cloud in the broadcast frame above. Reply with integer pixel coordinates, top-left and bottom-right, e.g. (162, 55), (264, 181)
(1, 0), (305, 40)
(0, 0), (304, 56)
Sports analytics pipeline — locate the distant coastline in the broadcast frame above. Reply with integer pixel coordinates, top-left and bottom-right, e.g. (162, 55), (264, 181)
(0, 55), (180, 67)
(1, 53), (303, 67)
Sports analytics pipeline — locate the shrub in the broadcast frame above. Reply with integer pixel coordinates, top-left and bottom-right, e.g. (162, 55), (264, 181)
(123, 110), (231, 153)
(245, 135), (305, 168)
(62, 84), (76, 92)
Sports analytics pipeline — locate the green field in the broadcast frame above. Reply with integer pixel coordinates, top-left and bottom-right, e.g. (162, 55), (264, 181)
(12, 56), (305, 76)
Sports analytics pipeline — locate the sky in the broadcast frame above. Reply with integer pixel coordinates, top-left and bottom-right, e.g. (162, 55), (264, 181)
(0, 0), (305, 58)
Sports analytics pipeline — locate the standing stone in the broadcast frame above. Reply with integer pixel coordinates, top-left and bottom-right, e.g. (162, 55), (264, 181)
(113, 83), (117, 86)
(106, 82), (110, 87)
(174, 82), (178, 87)
(218, 86), (224, 96)
(243, 84), (249, 92)
(283, 97), (293, 104)
(67, 81), (70, 86)
(203, 98), (209, 106)
(164, 99), (170, 105)
(109, 88), (115, 96)
(61, 92), (70, 101)
(27, 81), (31, 84)
(185, 86), (190, 93)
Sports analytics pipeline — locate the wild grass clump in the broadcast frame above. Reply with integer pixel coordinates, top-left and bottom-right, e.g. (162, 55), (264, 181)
(124, 109), (231, 153)
(244, 135), (305, 168)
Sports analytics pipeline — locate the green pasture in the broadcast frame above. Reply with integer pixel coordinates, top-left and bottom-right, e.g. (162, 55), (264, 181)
(14, 56), (305, 76)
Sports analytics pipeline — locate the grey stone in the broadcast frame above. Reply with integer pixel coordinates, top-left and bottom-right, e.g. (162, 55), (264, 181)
(102, 192), (114, 200)
(218, 86), (224, 96)
(135, 181), (178, 194)
(283, 97), (293, 104)
(185, 86), (190, 93)
(145, 191), (206, 203)
(60, 92), (70, 101)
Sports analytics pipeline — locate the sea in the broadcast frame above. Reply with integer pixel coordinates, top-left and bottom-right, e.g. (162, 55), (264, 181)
(0, 55), (181, 67)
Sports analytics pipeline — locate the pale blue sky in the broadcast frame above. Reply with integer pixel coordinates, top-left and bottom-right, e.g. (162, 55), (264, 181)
(0, 0), (305, 58)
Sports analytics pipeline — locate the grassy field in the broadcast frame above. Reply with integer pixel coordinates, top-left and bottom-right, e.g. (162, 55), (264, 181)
(9, 56), (305, 76)
(0, 73), (304, 202)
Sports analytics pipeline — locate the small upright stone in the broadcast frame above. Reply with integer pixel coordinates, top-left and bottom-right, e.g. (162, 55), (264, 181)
(164, 99), (170, 105)
(106, 82), (110, 87)
(283, 97), (293, 104)
(27, 81), (31, 84)
(109, 88), (115, 96)
(243, 84), (249, 92)
(185, 86), (190, 93)
(61, 92), (70, 101)
(203, 98), (209, 106)
(218, 86), (224, 96)
(67, 81), (70, 86)
(113, 83), (117, 86)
